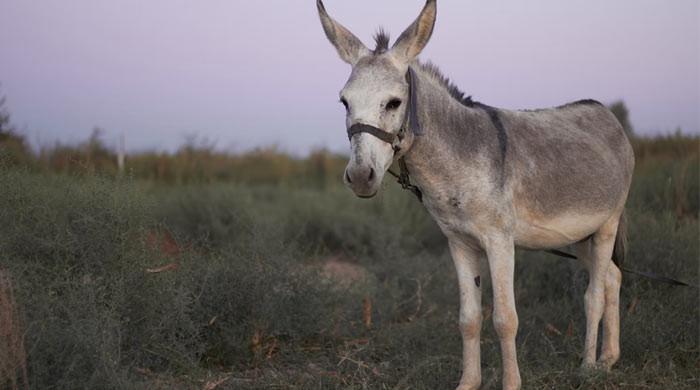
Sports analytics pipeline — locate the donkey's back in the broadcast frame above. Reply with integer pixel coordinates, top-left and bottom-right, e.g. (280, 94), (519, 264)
(501, 100), (634, 249)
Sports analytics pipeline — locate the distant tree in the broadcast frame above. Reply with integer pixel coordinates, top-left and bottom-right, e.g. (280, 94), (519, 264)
(82, 127), (117, 174)
(608, 100), (634, 138)
(0, 92), (11, 134)
(0, 86), (33, 166)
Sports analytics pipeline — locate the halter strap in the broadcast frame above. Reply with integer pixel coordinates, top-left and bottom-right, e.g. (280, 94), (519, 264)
(407, 67), (422, 136)
(347, 123), (396, 145)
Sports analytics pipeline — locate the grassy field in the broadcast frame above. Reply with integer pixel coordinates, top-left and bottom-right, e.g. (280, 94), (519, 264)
(0, 135), (698, 389)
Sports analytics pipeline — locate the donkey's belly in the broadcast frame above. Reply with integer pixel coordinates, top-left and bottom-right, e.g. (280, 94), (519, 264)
(513, 210), (613, 249)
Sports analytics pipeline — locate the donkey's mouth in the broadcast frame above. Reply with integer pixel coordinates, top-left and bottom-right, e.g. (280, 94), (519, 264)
(356, 191), (377, 199)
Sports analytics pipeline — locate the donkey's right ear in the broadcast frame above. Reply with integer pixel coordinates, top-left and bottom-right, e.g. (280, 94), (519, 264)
(317, 0), (369, 65)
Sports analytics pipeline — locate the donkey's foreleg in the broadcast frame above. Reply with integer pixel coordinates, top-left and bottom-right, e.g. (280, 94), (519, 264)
(598, 262), (622, 369)
(448, 239), (483, 390)
(580, 219), (618, 370)
(485, 236), (521, 390)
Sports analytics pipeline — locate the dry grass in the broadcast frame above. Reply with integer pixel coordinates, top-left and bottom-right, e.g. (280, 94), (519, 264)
(0, 269), (28, 390)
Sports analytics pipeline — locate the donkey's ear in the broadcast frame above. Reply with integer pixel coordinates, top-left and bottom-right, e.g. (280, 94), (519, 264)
(391, 0), (437, 63)
(317, 0), (369, 65)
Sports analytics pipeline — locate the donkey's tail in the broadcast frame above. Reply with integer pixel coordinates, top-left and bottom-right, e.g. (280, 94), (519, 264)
(548, 211), (696, 288)
(612, 210), (628, 269)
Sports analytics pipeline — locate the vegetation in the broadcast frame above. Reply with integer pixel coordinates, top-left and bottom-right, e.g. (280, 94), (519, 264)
(0, 93), (698, 388)
(609, 100), (634, 138)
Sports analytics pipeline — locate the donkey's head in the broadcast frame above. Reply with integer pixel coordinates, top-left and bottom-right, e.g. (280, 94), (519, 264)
(317, 0), (436, 198)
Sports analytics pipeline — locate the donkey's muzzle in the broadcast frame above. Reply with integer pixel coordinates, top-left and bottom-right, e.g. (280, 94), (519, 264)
(344, 165), (378, 197)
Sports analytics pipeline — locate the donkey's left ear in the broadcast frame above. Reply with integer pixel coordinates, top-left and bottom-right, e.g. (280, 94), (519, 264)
(390, 0), (437, 63)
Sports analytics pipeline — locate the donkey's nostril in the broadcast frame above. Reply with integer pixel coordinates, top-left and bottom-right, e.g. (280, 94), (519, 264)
(345, 169), (353, 184)
(368, 168), (375, 182)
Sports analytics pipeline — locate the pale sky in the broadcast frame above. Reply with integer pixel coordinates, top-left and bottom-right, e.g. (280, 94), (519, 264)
(0, 0), (698, 154)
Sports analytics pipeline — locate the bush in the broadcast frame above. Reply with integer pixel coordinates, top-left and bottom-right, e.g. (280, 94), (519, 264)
(0, 171), (361, 388)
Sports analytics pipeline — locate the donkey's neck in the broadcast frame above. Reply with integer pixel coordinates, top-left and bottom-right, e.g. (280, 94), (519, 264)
(403, 64), (498, 202)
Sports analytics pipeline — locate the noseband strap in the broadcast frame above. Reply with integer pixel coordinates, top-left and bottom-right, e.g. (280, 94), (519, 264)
(347, 123), (397, 146)
(346, 67), (423, 202)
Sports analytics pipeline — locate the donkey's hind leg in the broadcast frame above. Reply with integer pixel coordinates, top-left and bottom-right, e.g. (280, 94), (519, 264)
(574, 216), (619, 370)
(598, 262), (622, 370)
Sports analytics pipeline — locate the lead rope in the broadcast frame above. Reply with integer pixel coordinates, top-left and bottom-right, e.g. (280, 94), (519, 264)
(387, 157), (422, 202)
(545, 249), (697, 288)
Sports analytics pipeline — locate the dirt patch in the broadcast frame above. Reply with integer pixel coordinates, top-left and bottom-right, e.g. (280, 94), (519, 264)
(321, 256), (368, 287)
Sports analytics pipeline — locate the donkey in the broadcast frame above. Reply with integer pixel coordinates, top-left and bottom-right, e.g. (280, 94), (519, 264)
(316, 1), (634, 388)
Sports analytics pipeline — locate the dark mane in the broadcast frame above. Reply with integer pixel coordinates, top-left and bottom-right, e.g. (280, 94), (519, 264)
(373, 29), (390, 54)
(557, 99), (604, 108)
(518, 99), (605, 112)
(416, 61), (477, 107)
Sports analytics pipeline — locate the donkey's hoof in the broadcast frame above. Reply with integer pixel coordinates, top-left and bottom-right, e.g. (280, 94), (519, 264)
(594, 357), (617, 372)
(455, 381), (481, 390)
(579, 362), (597, 373)
(596, 352), (620, 371)
(501, 373), (522, 390)
(455, 377), (481, 390)
(578, 362), (607, 377)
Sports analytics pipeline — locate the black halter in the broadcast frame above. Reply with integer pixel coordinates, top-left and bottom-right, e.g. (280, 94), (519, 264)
(346, 68), (423, 202)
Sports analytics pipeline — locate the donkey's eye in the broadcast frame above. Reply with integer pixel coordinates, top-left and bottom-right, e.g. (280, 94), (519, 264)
(386, 98), (402, 110)
(340, 98), (349, 110)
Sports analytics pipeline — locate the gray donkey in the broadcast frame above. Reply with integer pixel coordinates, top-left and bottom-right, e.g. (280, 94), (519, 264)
(316, 1), (634, 389)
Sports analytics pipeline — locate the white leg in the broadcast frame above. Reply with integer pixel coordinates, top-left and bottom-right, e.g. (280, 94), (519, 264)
(484, 236), (521, 390)
(598, 262), (622, 369)
(579, 218), (618, 370)
(448, 239), (483, 390)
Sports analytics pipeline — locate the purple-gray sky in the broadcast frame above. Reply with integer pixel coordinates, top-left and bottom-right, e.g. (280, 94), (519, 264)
(1, 0), (698, 154)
